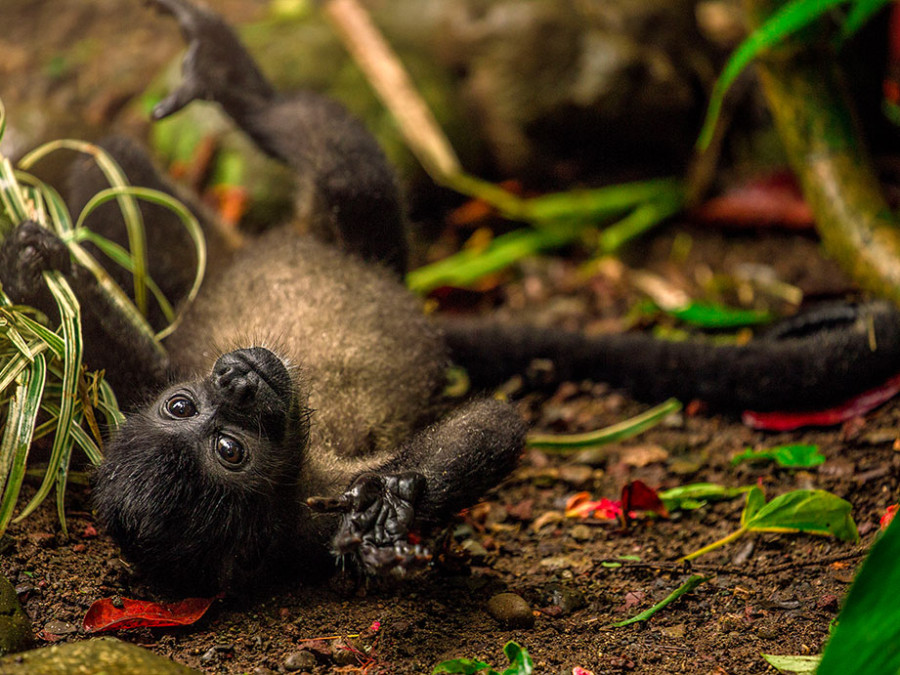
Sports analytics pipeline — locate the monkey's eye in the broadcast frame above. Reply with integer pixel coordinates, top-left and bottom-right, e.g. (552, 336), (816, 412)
(215, 435), (246, 468)
(164, 394), (198, 418)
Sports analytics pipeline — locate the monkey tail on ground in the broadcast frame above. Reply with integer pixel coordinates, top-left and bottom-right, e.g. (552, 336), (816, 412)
(439, 301), (900, 412)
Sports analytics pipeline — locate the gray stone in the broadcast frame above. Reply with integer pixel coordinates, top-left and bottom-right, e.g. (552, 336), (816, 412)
(284, 649), (317, 671)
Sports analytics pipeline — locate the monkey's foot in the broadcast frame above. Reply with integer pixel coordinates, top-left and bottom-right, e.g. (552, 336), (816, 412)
(320, 472), (432, 575)
(147, 0), (275, 120)
(0, 221), (71, 302)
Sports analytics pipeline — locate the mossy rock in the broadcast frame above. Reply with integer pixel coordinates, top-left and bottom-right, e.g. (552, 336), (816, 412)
(0, 574), (33, 657)
(0, 638), (197, 674)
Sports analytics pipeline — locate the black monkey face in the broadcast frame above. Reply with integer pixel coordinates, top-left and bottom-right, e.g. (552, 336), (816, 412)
(92, 347), (310, 592)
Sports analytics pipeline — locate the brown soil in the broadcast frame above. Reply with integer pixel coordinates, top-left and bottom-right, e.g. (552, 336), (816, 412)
(3, 224), (898, 675)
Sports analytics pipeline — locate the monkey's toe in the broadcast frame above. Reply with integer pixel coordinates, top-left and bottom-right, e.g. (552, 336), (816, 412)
(357, 541), (432, 577)
(0, 221), (71, 300)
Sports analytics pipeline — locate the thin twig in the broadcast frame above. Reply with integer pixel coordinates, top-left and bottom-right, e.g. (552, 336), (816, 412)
(321, 0), (461, 181)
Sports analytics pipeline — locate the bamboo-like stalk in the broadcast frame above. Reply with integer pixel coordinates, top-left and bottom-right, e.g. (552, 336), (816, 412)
(744, 0), (900, 305)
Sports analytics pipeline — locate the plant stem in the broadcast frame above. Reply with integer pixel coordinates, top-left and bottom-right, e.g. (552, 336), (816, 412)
(679, 527), (748, 562)
(743, 0), (900, 305)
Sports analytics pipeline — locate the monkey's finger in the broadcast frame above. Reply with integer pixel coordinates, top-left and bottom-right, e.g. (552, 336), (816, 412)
(152, 88), (194, 121)
(306, 495), (351, 513)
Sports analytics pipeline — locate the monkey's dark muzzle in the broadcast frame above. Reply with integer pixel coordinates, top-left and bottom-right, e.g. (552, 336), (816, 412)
(212, 347), (293, 434)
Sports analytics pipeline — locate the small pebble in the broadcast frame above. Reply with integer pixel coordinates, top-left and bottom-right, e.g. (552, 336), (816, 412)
(558, 464), (593, 488)
(487, 593), (535, 628)
(541, 583), (586, 615)
(332, 640), (359, 667)
(461, 539), (488, 559)
(569, 524), (593, 542)
(43, 620), (77, 635)
(284, 650), (317, 671)
(200, 647), (219, 664)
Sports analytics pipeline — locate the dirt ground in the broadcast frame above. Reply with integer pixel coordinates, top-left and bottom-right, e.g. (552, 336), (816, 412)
(3, 222), (898, 675)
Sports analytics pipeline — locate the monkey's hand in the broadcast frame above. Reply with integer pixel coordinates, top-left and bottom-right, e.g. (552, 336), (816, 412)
(310, 472), (432, 575)
(0, 221), (71, 304)
(147, 0), (275, 120)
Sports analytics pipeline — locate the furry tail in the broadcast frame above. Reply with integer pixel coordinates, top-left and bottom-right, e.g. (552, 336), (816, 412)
(438, 301), (900, 412)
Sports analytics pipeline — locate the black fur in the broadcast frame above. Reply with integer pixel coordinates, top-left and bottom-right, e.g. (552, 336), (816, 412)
(439, 302), (900, 411)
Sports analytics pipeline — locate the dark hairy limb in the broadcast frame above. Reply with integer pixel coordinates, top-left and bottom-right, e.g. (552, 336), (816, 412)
(311, 399), (525, 574)
(147, 0), (408, 276)
(440, 302), (900, 412)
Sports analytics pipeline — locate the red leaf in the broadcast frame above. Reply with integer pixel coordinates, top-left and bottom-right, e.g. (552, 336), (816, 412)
(694, 171), (814, 229)
(565, 492), (622, 520)
(82, 595), (220, 633)
(881, 504), (899, 531)
(621, 480), (669, 520)
(743, 373), (900, 431)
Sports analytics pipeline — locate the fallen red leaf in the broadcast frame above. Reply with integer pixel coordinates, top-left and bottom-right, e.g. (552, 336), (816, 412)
(881, 504), (899, 531)
(82, 595), (220, 633)
(621, 480), (669, 520)
(742, 373), (900, 431)
(565, 492), (622, 520)
(693, 171), (814, 229)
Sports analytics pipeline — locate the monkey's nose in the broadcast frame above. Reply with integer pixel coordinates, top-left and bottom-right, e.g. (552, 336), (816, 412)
(212, 347), (292, 405)
(214, 359), (260, 404)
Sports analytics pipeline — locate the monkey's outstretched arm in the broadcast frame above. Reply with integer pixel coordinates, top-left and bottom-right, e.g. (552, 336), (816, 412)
(147, 0), (408, 276)
(0, 221), (169, 396)
(311, 399), (525, 574)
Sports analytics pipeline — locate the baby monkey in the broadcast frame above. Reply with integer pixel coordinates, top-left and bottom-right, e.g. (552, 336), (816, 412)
(2, 0), (524, 593)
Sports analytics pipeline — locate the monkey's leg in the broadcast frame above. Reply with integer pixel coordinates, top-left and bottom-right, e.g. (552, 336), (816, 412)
(0, 221), (169, 398)
(320, 398), (525, 574)
(147, 0), (408, 276)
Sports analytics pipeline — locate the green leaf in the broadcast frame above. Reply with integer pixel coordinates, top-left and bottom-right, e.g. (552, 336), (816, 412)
(611, 575), (709, 627)
(0, 354), (47, 536)
(665, 301), (773, 328)
(501, 642), (533, 675)
(20, 140), (150, 315)
(682, 488), (856, 562)
(731, 444), (825, 468)
(697, 0), (847, 150)
(432, 659), (497, 675)
(741, 486), (767, 526)
(817, 512), (900, 674)
(406, 181), (683, 294)
(14, 272), (82, 534)
(658, 483), (750, 511)
(744, 489), (858, 541)
(433, 643), (531, 675)
(762, 654), (820, 673)
(839, 0), (893, 41)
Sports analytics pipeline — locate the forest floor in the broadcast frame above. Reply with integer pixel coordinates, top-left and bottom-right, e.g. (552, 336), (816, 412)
(3, 222), (898, 675)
